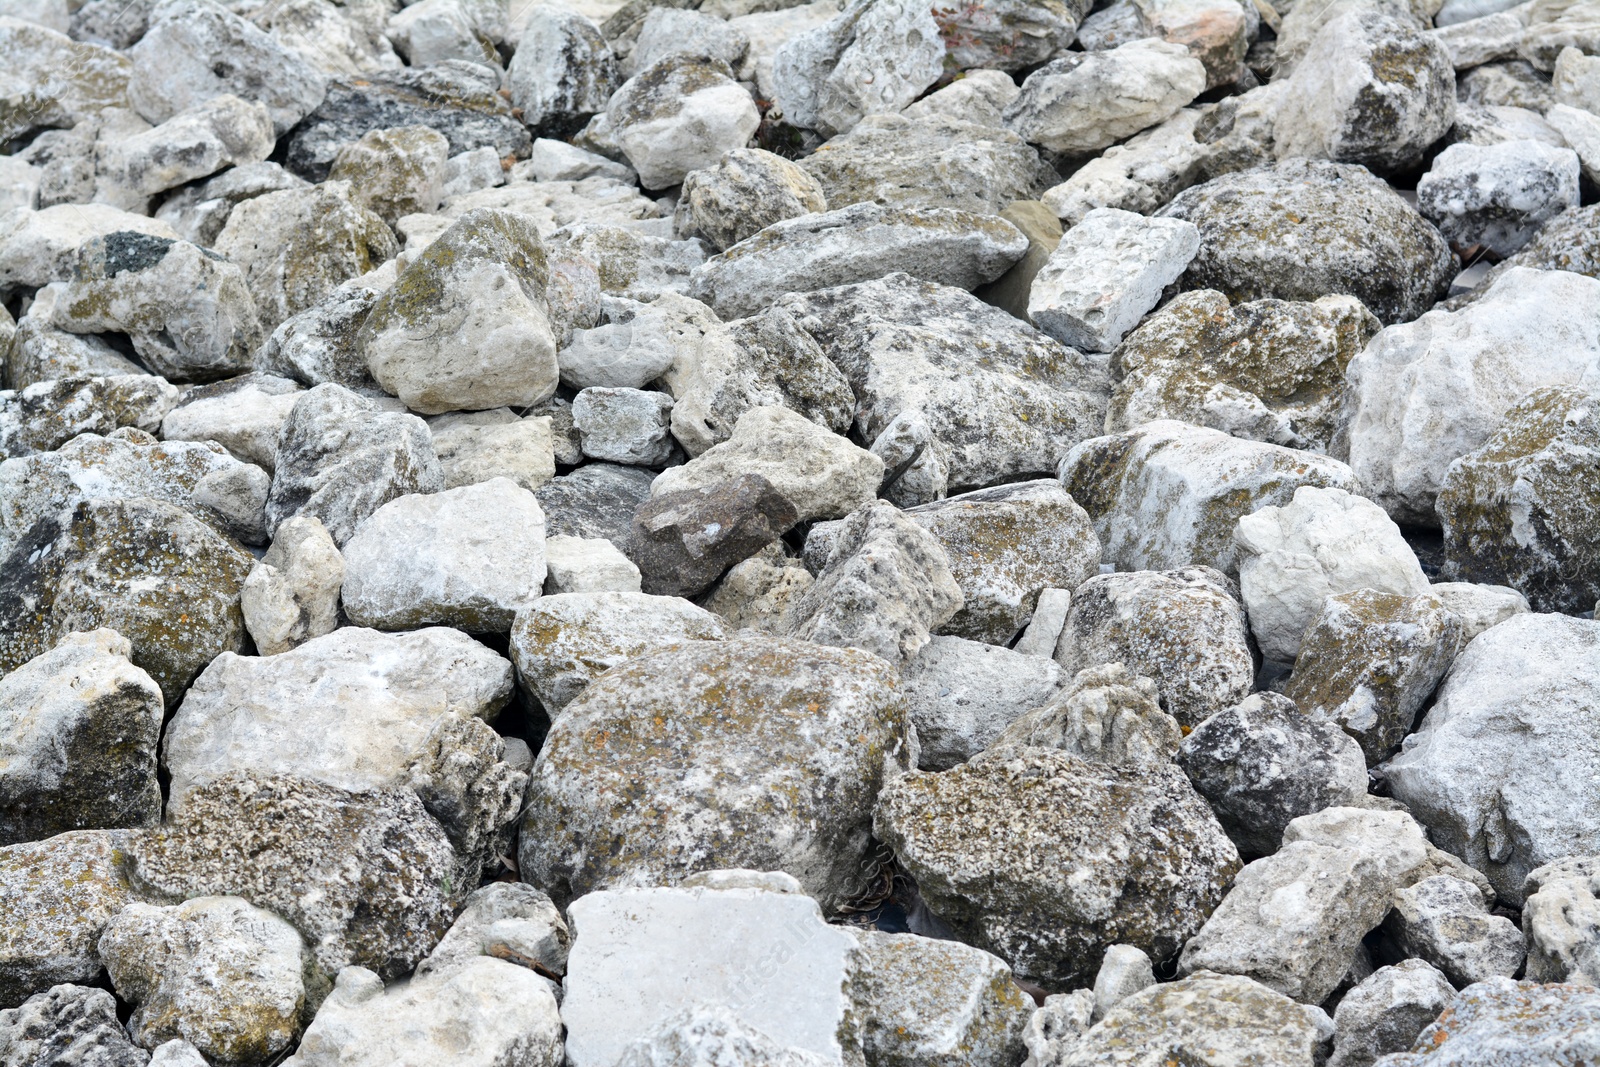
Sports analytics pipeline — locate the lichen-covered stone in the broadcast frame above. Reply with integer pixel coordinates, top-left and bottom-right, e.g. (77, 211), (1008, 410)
(0, 375), (177, 461)
(679, 148), (829, 251)
(0, 497), (250, 705)
(1417, 139), (1580, 256)
(327, 125), (450, 226)
(0, 831), (136, 1007)
(1157, 159), (1456, 325)
(520, 636), (915, 911)
(992, 663), (1181, 769)
(159, 372), (302, 473)
(1056, 567), (1254, 728)
(257, 277), (386, 395)
(1383, 875), (1527, 988)
(0, 630), (162, 847)
(130, 773), (460, 980)
(1107, 290), (1381, 452)
(876, 747), (1239, 986)
(0, 18), (130, 142)
(1375, 977), (1600, 1066)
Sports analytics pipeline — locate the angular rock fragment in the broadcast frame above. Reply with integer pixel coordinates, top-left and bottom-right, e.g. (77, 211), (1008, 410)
(240, 516), (344, 656)
(1377, 977), (1600, 1066)
(1328, 960), (1456, 1067)
(678, 148), (828, 251)
(1417, 139), (1580, 256)
(627, 474), (799, 597)
(160, 373), (302, 473)
(0, 375), (178, 460)
(992, 663), (1181, 769)
(1522, 855), (1600, 986)
(431, 411), (557, 492)
(507, 7), (619, 136)
(543, 535), (642, 594)
(572, 387), (676, 466)
(1383, 875), (1526, 987)
(537, 463), (657, 545)
(327, 124), (450, 226)
(901, 636), (1064, 770)
(0, 984), (148, 1063)
(606, 55), (760, 191)
(1004, 39), (1207, 155)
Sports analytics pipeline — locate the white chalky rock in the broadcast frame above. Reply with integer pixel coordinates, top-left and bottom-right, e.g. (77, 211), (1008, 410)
(159, 372), (302, 473)
(506, 7), (619, 135)
(1553, 44), (1600, 113)
(1233, 485), (1430, 663)
(1522, 855), (1600, 986)
(431, 413), (557, 492)
(1040, 107), (1212, 225)
(542, 534), (642, 594)
(0, 18), (130, 142)
(0, 156), (39, 214)
(1383, 874), (1527, 987)
(1426, 582), (1529, 641)
(1417, 139), (1581, 256)
(559, 302), (679, 390)
(0, 204), (178, 290)
(607, 55), (760, 190)
(629, 8), (750, 77)
(690, 203), (1028, 319)
(523, 138), (636, 184)
(283, 958), (563, 1067)
(1386, 613), (1600, 906)
(341, 478), (547, 632)
(417, 881), (571, 979)
(128, 0), (329, 136)
(617, 1005), (836, 1067)
(240, 516), (344, 656)
(1343, 266), (1600, 525)
(98, 94), (274, 200)
(99, 896), (309, 1064)
(441, 147), (506, 199)
(1546, 103), (1600, 186)
(1027, 207), (1200, 353)
(770, 0), (945, 137)
(900, 636), (1064, 770)
(1003, 38), (1207, 155)
(1093, 944), (1156, 1021)
(902, 68), (1021, 126)
(386, 0), (496, 68)
(1059, 420), (1358, 577)
(561, 877), (862, 1067)
(1015, 587), (1072, 659)
(652, 405), (883, 522)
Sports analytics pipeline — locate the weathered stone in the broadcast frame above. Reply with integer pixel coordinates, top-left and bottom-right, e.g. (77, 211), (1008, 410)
(256, 276), (386, 395)
(1418, 139), (1580, 256)
(1021, 990), (1095, 1065)
(506, 6), (620, 136)
(508, 591), (727, 716)
(559, 299), (683, 391)
(547, 222), (704, 303)
(521, 637), (914, 911)
(537, 462), (657, 545)
(1280, 805), (1434, 889)
(903, 68), (1023, 126)
(1060, 420), (1358, 577)
(1376, 977), (1600, 1066)
(240, 516), (343, 656)
(692, 203), (1027, 319)
(1329, 960), (1456, 1067)
(265, 384), (444, 547)
(1091, 943), (1155, 1021)
(99, 896), (309, 1063)
(0, 375), (178, 460)
(628, 474), (799, 597)
(415, 880), (570, 978)
(160, 373), (302, 473)
(614, 1005), (840, 1067)
(0, 18), (130, 142)
(0, 983), (148, 1064)
(1157, 159), (1456, 325)
(1522, 855), (1600, 986)
(1385, 613), (1600, 905)
(1004, 39), (1207, 155)
(1384, 875), (1526, 987)
(1108, 290), (1381, 453)
(627, 7), (749, 77)
(431, 413), (557, 492)
(0, 203), (176, 293)
(1039, 107), (1213, 225)
(992, 663), (1180, 770)
(543, 535), (642, 594)
(130, 774), (460, 980)
(678, 148), (828, 252)
(901, 636), (1063, 771)
(606, 54), (760, 190)
(572, 387), (677, 466)
(327, 125), (450, 226)
(97, 94), (274, 203)
(877, 747), (1239, 986)
(1056, 567), (1255, 728)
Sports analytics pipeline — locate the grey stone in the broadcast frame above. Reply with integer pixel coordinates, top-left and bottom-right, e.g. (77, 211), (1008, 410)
(992, 663), (1181, 769)
(1374, 977), (1600, 1066)
(431, 413), (557, 492)
(572, 387), (677, 466)
(240, 516), (344, 656)
(900, 636), (1064, 771)
(507, 6), (619, 136)
(1092, 944), (1155, 1022)
(536, 463), (658, 545)
(1522, 855), (1600, 986)
(327, 125), (450, 226)
(159, 373), (302, 473)
(677, 148), (828, 253)
(627, 474), (799, 598)
(0, 984), (148, 1065)
(1329, 960), (1456, 1067)
(1383, 875), (1526, 987)
(0, 375), (178, 460)
(1418, 139), (1580, 256)
(606, 55), (760, 190)
(1003, 39), (1206, 155)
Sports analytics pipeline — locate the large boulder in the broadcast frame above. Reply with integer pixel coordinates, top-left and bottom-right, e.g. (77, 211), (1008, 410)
(519, 637), (915, 911)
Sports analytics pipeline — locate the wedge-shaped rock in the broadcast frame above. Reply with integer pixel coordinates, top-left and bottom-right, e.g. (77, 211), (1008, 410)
(1004, 38), (1206, 154)
(606, 54), (760, 191)
(901, 636), (1064, 770)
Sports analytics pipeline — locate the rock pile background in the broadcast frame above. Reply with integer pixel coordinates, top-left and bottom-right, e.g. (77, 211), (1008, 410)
(1, 0), (1599, 1061)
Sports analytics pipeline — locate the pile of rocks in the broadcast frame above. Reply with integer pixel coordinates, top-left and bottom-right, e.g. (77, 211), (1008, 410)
(2, 0), (1600, 1061)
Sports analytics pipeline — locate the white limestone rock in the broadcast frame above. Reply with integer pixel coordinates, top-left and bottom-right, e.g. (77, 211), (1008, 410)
(1027, 207), (1200, 353)
(0, 374), (179, 461)
(160, 373), (302, 473)
(506, 6), (619, 136)
(607, 55), (760, 190)
(0, 205), (177, 292)
(901, 68), (1021, 126)
(416, 880), (570, 979)
(1343, 266), (1600, 525)
(1522, 855), (1600, 986)
(572, 386), (677, 466)
(1383, 874), (1527, 987)
(628, 7), (750, 77)
(327, 125), (451, 227)
(679, 148), (829, 252)
(1092, 944), (1155, 1021)
(559, 301), (681, 390)
(240, 516), (344, 656)
(1233, 485), (1430, 664)
(991, 663), (1181, 770)
(98, 94), (274, 201)
(1003, 39), (1206, 155)
(1425, 582), (1530, 641)
(901, 636), (1064, 771)
(542, 535), (641, 594)
(1040, 107), (1211, 225)
(1417, 139), (1581, 255)
(523, 138), (636, 184)
(0, 18), (130, 142)
(431, 412), (557, 492)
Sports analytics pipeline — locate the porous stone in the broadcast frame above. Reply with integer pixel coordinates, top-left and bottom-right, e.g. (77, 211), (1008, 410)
(159, 373), (302, 473)
(1003, 39), (1207, 155)
(1417, 139), (1580, 256)
(0, 19), (130, 143)
(1107, 290), (1381, 452)
(1376, 977), (1600, 1065)
(99, 896), (309, 1063)
(257, 277), (386, 395)
(0, 497), (251, 705)
(691, 203), (1028, 320)
(0, 984), (148, 1064)
(1385, 612), (1600, 905)
(1383, 875), (1526, 987)
(627, 7), (749, 77)
(266, 384), (444, 547)
(614, 1005), (840, 1067)
(627, 474), (799, 597)
(876, 746), (1240, 986)
(1060, 420), (1358, 577)
(992, 663), (1181, 769)
(703, 547), (817, 634)
(1522, 855), (1600, 986)
(507, 6), (620, 136)
(900, 636), (1064, 771)
(606, 55), (760, 190)
(1021, 990), (1095, 1065)
(1027, 207), (1200, 353)
(240, 516), (344, 656)
(1178, 692), (1370, 858)
(678, 148), (828, 252)
(1055, 567), (1254, 728)
(508, 591), (727, 716)
(520, 637), (914, 910)
(1343, 267), (1600, 525)
(572, 387), (677, 466)
(0, 630), (162, 846)
(1328, 960), (1457, 1067)
(431, 413), (557, 492)
(1234, 486), (1431, 664)
(130, 774), (460, 980)
(1157, 158), (1456, 325)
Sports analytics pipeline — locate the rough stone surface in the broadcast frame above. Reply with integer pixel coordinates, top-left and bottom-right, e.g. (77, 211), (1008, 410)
(606, 55), (760, 190)
(1522, 855), (1600, 986)
(679, 148), (828, 252)
(1375, 977), (1600, 1066)
(507, 7), (619, 136)
(1417, 139), (1580, 256)
(0, 375), (178, 460)
(1328, 960), (1457, 1067)
(240, 516), (343, 656)
(1004, 39), (1207, 155)
(1383, 874), (1526, 987)
(901, 636), (1064, 771)
(159, 373), (302, 473)
(991, 663), (1180, 769)
(0, 984), (149, 1065)
(628, 474), (799, 597)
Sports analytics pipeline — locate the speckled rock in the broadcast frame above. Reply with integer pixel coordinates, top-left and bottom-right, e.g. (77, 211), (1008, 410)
(1157, 159), (1456, 325)
(240, 516), (344, 656)
(572, 387), (677, 466)
(507, 7), (619, 136)
(1522, 855), (1600, 986)
(1329, 960), (1456, 1067)
(509, 591), (727, 716)
(1055, 567), (1255, 728)
(0, 983), (149, 1065)
(537, 463), (657, 545)
(849, 929), (1032, 1067)
(0, 374), (178, 460)
(0, 19), (130, 142)
(902, 68), (1023, 125)
(991, 663), (1181, 770)
(327, 125), (450, 226)
(0, 497), (250, 705)
(520, 637), (914, 911)
(692, 203), (1027, 320)
(770, 0), (945, 136)
(97, 94), (275, 203)
(901, 636), (1064, 771)
(1048, 972), (1333, 1066)
(160, 373), (302, 473)
(432, 413), (556, 492)
(213, 181), (396, 332)
(1440, 201), (1600, 309)
(1437, 386), (1600, 615)
(265, 384), (444, 547)
(780, 273), (1109, 492)
(282, 957), (562, 1067)
(1178, 692), (1369, 858)
(1427, 583), (1529, 641)
(1417, 139), (1580, 256)
(130, 773), (460, 980)
(46, 231), (260, 383)
(1234, 485), (1431, 663)
(256, 277), (386, 395)
(0, 428), (268, 560)
(99, 896), (309, 1063)
(1386, 613), (1600, 906)
(1384, 875), (1526, 987)
(1060, 420), (1358, 577)
(0, 203), (177, 293)
(678, 148), (828, 251)
(1107, 290), (1381, 452)
(0, 830), (136, 1007)
(1004, 39), (1206, 155)
(1374, 977), (1600, 1066)
(605, 55), (760, 191)
(0, 630), (162, 847)
(628, 474), (799, 598)
(784, 501), (964, 667)
(1285, 590), (1462, 765)
(152, 160), (309, 248)
(877, 747), (1239, 986)
(1343, 267), (1600, 526)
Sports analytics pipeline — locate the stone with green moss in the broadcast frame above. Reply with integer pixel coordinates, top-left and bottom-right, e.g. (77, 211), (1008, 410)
(519, 634), (916, 912)
(875, 745), (1239, 987)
